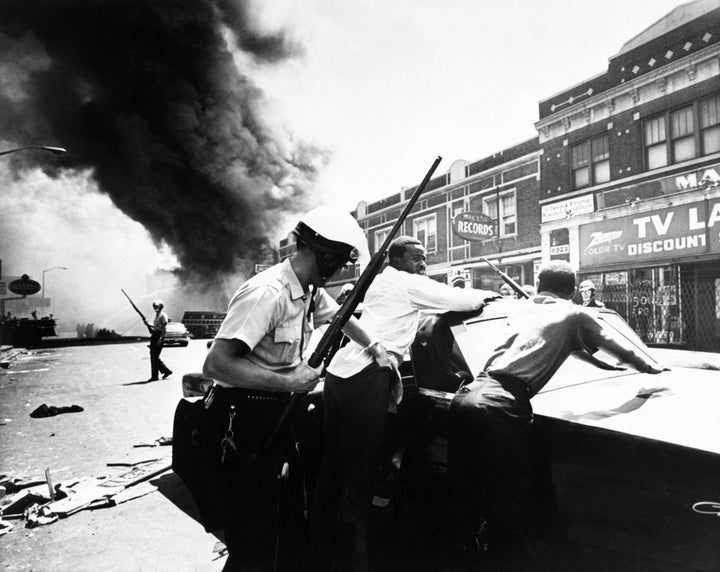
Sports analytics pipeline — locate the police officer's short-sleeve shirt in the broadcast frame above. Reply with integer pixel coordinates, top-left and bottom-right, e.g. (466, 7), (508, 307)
(215, 259), (338, 371)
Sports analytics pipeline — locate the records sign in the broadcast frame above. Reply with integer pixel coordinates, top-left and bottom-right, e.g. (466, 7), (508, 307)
(452, 211), (496, 241)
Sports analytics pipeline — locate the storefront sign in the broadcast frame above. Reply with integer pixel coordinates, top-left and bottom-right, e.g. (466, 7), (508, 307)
(541, 195), (594, 223)
(8, 274), (41, 295)
(549, 228), (570, 261)
(579, 198), (720, 267)
(452, 211), (496, 241)
(675, 164), (720, 192)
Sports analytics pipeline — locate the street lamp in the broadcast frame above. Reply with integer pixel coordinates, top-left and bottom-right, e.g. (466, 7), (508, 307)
(0, 146), (67, 157)
(42, 266), (68, 313)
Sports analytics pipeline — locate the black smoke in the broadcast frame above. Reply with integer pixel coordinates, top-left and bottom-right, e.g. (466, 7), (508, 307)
(0, 0), (322, 282)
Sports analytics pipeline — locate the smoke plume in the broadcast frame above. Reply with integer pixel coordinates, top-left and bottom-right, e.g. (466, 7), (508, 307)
(0, 0), (323, 284)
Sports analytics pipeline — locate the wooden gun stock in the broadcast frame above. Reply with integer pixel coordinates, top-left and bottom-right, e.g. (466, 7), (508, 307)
(121, 289), (150, 326)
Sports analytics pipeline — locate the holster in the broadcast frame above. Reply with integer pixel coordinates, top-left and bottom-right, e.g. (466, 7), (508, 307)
(172, 385), (297, 533)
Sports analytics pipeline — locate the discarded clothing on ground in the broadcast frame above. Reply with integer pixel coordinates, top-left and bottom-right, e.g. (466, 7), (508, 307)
(30, 404), (84, 418)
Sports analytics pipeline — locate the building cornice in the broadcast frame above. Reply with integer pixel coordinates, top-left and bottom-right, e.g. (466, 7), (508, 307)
(360, 150), (542, 223)
(535, 43), (720, 143)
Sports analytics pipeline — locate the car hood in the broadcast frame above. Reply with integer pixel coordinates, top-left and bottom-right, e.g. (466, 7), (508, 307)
(534, 365), (720, 455)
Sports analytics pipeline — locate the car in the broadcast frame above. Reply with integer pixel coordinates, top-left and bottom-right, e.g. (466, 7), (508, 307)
(400, 299), (720, 570)
(177, 301), (720, 569)
(163, 322), (190, 347)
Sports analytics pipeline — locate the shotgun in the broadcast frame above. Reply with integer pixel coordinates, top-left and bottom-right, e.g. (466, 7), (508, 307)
(121, 289), (152, 329)
(480, 257), (529, 299)
(264, 156), (443, 453)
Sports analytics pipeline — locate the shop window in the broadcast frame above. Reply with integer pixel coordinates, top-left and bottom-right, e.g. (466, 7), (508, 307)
(571, 135), (609, 189)
(412, 214), (437, 253)
(670, 106), (696, 162)
(700, 94), (720, 155)
(483, 191), (516, 237)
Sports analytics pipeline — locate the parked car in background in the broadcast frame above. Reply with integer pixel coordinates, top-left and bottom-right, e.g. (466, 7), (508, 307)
(163, 322), (190, 347)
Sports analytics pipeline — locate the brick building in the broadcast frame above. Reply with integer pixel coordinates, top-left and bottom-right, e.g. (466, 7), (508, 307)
(276, 0), (720, 351)
(537, 0), (720, 350)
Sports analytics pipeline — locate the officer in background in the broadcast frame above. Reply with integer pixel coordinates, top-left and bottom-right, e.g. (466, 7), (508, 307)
(579, 279), (604, 308)
(202, 205), (390, 572)
(147, 299), (172, 381)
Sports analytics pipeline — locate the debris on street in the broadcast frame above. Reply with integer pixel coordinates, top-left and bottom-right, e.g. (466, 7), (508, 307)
(29, 404), (84, 418)
(0, 457), (172, 530)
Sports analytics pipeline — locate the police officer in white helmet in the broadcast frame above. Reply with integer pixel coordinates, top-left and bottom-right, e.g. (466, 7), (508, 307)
(147, 299), (172, 381)
(579, 279), (604, 308)
(201, 205), (388, 571)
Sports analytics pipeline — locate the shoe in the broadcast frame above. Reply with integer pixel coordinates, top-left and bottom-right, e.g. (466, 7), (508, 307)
(162, 370), (173, 379)
(148, 377), (159, 382)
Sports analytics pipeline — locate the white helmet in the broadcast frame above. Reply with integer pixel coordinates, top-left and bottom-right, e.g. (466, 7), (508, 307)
(152, 299), (164, 309)
(293, 206), (370, 278)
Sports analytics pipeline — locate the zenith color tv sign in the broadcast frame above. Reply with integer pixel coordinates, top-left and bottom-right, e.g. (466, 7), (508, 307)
(578, 198), (720, 267)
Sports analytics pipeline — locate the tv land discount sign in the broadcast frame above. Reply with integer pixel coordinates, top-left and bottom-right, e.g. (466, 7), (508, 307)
(452, 211), (496, 242)
(579, 198), (720, 267)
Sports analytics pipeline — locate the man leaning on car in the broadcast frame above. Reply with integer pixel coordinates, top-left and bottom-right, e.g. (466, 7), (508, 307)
(447, 260), (666, 568)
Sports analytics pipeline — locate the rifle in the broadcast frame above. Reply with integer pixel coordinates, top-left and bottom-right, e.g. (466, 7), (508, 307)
(121, 289), (152, 330)
(264, 156), (443, 452)
(480, 257), (529, 299)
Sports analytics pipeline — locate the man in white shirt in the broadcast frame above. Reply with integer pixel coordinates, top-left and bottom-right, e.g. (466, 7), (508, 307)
(147, 299), (171, 381)
(310, 235), (498, 571)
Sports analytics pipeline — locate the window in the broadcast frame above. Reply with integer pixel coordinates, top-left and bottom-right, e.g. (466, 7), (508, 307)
(670, 106), (696, 162)
(644, 97), (720, 172)
(412, 215), (437, 252)
(483, 191), (516, 237)
(571, 135), (609, 189)
(448, 199), (469, 262)
(644, 116), (667, 169)
(700, 95), (720, 155)
(374, 228), (391, 254)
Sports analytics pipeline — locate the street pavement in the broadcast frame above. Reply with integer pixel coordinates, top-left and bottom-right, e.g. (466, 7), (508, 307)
(0, 339), (225, 572)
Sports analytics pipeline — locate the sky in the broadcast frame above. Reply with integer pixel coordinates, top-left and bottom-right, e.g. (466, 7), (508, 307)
(0, 0), (692, 334)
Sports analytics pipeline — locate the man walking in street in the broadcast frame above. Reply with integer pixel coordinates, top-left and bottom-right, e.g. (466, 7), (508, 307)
(201, 205), (390, 572)
(147, 299), (172, 381)
(447, 261), (666, 569)
(310, 235), (499, 571)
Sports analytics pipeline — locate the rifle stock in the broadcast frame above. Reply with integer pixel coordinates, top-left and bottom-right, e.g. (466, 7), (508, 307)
(480, 257), (529, 299)
(121, 289), (150, 326)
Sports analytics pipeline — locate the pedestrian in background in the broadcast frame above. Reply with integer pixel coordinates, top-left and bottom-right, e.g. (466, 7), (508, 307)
(579, 279), (604, 308)
(310, 235), (499, 571)
(147, 299), (172, 381)
(201, 205), (389, 572)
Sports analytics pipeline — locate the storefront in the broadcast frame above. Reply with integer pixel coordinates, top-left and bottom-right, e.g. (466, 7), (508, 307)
(577, 196), (720, 350)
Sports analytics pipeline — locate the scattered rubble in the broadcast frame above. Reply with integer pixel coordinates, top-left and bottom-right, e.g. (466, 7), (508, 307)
(0, 455), (171, 531)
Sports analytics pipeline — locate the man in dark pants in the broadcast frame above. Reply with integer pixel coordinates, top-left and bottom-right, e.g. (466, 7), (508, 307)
(447, 261), (666, 568)
(147, 299), (172, 381)
(202, 205), (389, 572)
(310, 236), (498, 571)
